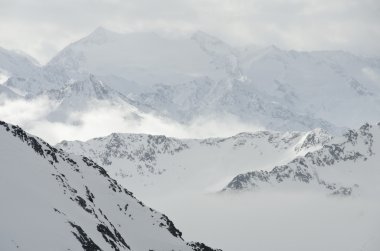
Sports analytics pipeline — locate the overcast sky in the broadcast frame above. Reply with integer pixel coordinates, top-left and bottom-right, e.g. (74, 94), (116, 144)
(0, 0), (379, 64)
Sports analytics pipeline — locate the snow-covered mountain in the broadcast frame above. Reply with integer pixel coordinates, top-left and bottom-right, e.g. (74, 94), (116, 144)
(238, 47), (380, 128)
(0, 47), (39, 80)
(2, 28), (380, 133)
(0, 47), (60, 95)
(136, 46), (380, 130)
(57, 122), (380, 197)
(137, 77), (339, 132)
(38, 28), (380, 132)
(32, 74), (144, 122)
(0, 120), (220, 251)
(45, 28), (238, 91)
(57, 128), (333, 199)
(224, 122), (380, 195)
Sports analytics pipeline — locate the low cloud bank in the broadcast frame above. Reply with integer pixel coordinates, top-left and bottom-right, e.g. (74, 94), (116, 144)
(0, 96), (263, 144)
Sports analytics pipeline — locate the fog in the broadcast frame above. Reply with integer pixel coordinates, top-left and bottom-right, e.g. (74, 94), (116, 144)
(0, 96), (263, 144)
(148, 189), (380, 251)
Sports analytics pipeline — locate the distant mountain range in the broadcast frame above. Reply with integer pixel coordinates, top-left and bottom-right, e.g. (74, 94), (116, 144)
(1, 27), (380, 133)
(57, 123), (380, 199)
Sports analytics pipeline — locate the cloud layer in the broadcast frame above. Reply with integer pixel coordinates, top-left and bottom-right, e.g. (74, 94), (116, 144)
(0, 0), (379, 63)
(0, 95), (263, 144)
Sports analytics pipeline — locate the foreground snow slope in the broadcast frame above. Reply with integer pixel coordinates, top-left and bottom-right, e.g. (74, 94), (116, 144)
(0, 121), (220, 251)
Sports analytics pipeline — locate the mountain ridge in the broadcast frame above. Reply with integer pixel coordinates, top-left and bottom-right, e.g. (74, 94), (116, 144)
(0, 120), (220, 251)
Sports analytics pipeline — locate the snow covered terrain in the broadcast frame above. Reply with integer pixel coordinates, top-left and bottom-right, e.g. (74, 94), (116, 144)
(57, 128), (333, 197)
(57, 123), (380, 199)
(57, 123), (380, 251)
(0, 120), (220, 251)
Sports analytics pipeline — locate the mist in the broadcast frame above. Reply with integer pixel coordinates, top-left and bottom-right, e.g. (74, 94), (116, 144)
(148, 189), (380, 251)
(1, 0), (379, 63)
(0, 95), (263, 144)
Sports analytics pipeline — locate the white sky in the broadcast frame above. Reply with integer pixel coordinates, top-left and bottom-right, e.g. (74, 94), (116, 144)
(0, 0), (379, 64)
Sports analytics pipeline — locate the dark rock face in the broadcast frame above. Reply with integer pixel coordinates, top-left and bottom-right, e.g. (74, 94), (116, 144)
(159, 214), (183, 239)
(69, 222), (102, 251)
(187, 242), (223, 251)
(97, 223), (130, 250)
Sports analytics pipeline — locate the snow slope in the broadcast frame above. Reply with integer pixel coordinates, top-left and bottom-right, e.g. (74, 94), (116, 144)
(0, 120), (220, 251)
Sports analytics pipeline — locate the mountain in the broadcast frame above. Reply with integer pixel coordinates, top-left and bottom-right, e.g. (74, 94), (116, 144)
(224, 123), (380, 195)
(39, 28), (380, 132)
(45, 27), (237, 93)
(56, 128), (333, 199)
(238, 47), (380, 128)
(56, 124), (380, 251)
(33, 74), (144, 122)
(0, 47), (39, 78)
(0, 47), (59, 95)
(2, 28), (380, 133)
(0, 120), (220, 251)
(136, 46), (380, 131)
(137, 77), (340, 132)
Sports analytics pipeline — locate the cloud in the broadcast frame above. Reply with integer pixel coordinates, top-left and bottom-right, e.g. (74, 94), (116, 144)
(0, 96), (263, 144)
(0, 0), (379, 63)
(153, 190), (380, 251)
(0, 95), (57, 124)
